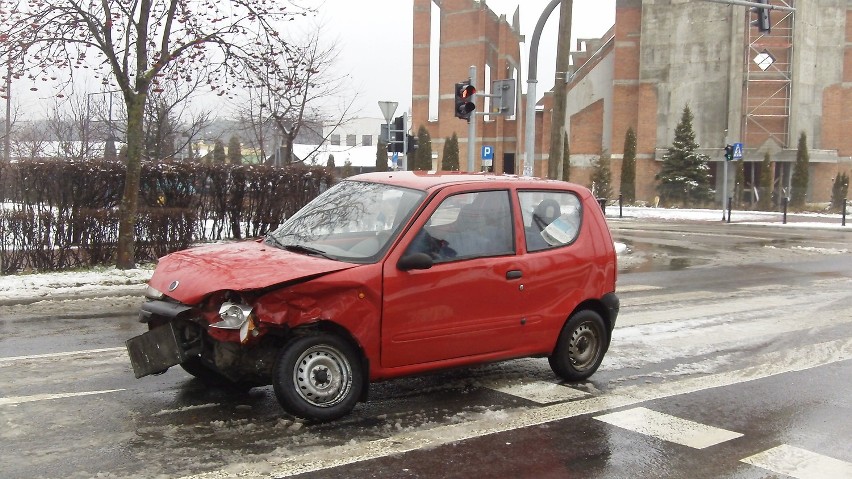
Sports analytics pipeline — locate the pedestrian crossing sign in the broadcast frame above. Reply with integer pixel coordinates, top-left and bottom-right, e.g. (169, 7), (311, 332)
(733, 143), (744, 160)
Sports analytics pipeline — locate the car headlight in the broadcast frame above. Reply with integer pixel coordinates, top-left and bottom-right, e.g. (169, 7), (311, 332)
(145, 285), (164, 300)
(212, 302), (253, 329)
(211, 301), (257, 344)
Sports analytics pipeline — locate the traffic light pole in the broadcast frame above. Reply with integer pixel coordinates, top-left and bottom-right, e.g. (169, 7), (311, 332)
(467, 65), (476, 172)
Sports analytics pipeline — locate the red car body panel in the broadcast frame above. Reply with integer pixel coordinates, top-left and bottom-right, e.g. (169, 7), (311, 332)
(148, 241), (358, 305)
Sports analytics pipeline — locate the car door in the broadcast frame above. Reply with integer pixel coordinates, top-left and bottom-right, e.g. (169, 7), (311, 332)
(513, 189), (598, 347)
(381, 188), (526, 368)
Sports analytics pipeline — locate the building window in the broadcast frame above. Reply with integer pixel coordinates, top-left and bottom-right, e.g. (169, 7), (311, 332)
(346, 134), (356, 147)
(331, 134), (340, 146)
(362, 135), (373, 146)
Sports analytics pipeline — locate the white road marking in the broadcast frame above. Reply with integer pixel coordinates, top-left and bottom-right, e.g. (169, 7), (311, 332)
(0, 389), (125, 406)
(616, 284), (664, 293)
(180, 337), (852, 479)
(594, 407), (743, 449)
(741, 444), (852, 479)
(483, 379), (589, 404)
(0, 347), (126, 363)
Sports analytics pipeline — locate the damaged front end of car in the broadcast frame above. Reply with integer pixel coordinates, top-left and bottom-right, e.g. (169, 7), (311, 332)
(126, 284), (285, 387)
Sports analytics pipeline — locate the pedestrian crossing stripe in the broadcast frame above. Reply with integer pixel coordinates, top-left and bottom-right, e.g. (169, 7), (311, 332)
(482, 379), (589, 404)
(741, 444), (852, 479)
(594, 407), (743, 449)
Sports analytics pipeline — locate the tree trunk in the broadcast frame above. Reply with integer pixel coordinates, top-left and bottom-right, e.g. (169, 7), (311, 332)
(116, 94), (146, 269)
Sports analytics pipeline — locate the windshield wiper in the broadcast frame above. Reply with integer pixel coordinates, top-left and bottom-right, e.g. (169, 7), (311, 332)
(283, 244), (333, 259)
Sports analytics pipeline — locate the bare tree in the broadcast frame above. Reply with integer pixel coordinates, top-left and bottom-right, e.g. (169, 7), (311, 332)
(1, 0), (310, 268)
(233, 25), (358, 166)
(44, 94), (103, 160)
(9, 121), (48, 160)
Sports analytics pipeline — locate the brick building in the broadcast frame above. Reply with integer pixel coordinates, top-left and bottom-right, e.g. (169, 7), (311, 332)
(413, 0), (852, 205)
(411, 0), (524, 174)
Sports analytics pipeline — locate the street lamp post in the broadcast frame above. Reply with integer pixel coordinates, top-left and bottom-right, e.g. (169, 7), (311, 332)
(523, 0), (563, 177)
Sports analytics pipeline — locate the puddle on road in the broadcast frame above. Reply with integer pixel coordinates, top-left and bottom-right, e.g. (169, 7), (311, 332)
(618, 240), (710, 273)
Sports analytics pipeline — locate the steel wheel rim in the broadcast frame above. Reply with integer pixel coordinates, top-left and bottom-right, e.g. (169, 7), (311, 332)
(568, 322), (600, 371)
(293, 344), (352, 408)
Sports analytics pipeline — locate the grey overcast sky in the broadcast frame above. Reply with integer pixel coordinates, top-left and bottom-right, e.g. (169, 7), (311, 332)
(320, 0), (616, 118)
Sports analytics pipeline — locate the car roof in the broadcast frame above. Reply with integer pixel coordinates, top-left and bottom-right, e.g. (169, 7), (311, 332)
(347, 171), (578, 193)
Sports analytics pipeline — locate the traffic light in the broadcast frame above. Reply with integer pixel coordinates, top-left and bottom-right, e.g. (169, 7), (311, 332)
(454, 81), (476, 120)
(751, 0), (770, 33)
(491, 79), (517, 116)
(386, 116), (405, 153)
(406, 134), (418, 153)
(724, 145), (734, 161)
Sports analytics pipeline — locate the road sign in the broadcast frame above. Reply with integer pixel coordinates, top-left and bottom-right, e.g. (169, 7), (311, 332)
(733, 143), (744, 160)
(481, 146), (494, 168)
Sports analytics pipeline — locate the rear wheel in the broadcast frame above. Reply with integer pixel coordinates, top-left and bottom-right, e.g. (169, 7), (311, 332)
(548, 310), (608, 381)
(273, 333), (363, 422)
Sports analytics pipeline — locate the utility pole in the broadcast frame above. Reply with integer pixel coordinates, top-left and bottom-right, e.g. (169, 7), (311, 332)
(547, 0), (573, 180)
(523, 0), (563, 177)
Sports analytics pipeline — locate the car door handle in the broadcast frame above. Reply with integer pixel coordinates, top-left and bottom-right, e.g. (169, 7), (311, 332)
(506, 270), (523, 280)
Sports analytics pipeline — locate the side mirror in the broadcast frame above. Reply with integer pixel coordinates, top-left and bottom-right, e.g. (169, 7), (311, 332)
(397, 252), (434, 271)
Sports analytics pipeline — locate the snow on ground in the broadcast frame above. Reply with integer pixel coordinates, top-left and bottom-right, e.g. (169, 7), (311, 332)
(0, 206), (846, 304)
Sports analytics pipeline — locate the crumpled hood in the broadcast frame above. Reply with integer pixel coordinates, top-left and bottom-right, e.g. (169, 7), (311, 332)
(148, 241), (357, 304)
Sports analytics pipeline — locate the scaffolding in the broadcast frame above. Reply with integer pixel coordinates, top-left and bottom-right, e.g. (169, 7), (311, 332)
(742, 0), (795, 150)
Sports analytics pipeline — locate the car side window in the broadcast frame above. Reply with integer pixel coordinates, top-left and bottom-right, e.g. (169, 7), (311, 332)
(519, 191), (582, 252)
(405, 190), (514, 262)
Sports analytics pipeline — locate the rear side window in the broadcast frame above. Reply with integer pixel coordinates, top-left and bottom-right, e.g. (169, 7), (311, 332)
(519, 191), (582, 252)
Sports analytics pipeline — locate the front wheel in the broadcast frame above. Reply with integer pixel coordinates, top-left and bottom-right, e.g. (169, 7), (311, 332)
(272, 333), (363, 422)
(548, 310), (608, 381)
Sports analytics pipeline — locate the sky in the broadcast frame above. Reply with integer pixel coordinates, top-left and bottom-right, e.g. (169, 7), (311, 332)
(8, 0), (616, 122)
(319, 0), (617, 118)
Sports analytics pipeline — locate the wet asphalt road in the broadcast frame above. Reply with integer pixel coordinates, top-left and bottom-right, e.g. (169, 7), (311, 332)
(1, 220), (850, 478)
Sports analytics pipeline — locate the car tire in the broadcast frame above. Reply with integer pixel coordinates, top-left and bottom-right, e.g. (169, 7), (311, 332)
(272, 333), (363, 422)
(548, 310), (608, 381)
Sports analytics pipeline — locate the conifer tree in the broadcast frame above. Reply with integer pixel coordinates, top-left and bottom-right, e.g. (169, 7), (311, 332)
(227, 135), (242, 165)
(831, 172), (849, 212)
(342, 160), (354, 178)
(791, 132), (810, 208)
(442, 133), (460, 171)
(414, 125), (432, 171)
(375, 142), (388, 172)
(758, 152), (773, 210)
(327, 154), (335, 170)
(562, 138), (571, 182)
(655, 105), (713, 206)
(213, 139), (226, 164)
(620, 127), (637, 203)
(590, 156), (613, 200)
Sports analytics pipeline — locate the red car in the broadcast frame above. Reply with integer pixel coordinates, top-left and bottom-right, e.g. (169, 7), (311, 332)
(126, 172), (619, 421)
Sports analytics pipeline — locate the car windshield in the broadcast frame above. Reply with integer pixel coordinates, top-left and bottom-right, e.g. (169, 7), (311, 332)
(265, 180), (425, 263)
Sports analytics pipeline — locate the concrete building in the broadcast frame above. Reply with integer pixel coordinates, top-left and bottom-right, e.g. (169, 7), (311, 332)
(413, 0), (852, 205)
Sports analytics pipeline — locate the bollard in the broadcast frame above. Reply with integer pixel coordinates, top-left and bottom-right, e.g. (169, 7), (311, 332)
(782, 197), (789, 224)
(727, 197), (732, 224)
(618, 194), (623, 218)
(843, 198), (847, 227)
(597, 198), (607, 216)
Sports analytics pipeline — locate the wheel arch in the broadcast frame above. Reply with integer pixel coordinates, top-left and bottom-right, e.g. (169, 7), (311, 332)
(289, 320), (370, 403)
(568, 295), (619, 350)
